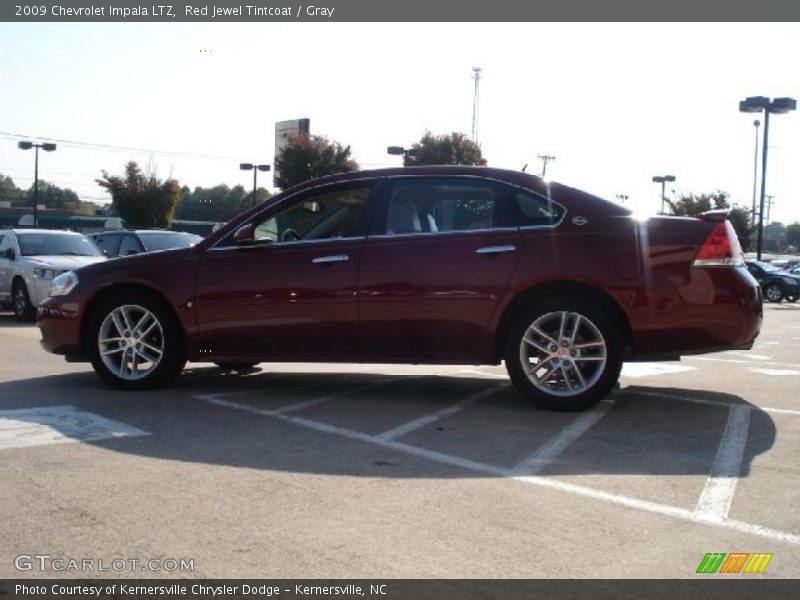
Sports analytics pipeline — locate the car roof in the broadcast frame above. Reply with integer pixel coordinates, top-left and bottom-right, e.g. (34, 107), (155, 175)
(11, 228), (84, 236)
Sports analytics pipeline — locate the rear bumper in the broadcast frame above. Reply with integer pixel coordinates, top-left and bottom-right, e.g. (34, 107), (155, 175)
(630, 266), (762, 359)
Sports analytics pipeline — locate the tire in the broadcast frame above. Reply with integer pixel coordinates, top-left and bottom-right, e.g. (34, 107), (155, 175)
(215, 362), (260, 371)
(504, 298), (623, 411)
(12, 280), (35, 322)
(764, 283), (784, 303)
(88, 291), (186, 390)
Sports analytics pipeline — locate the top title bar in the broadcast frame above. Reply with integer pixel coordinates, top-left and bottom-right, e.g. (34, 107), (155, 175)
(3, 0), (800, 22)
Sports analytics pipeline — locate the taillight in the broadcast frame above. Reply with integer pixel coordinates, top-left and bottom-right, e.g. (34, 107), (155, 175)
(693, 221), (744, 267)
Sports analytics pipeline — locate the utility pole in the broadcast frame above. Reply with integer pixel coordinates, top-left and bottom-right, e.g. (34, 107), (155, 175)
(537, 154), (556, 178)
(751, 119), (760, 226)
(471, 67), (482, 144)
(765, 195), (775, 224)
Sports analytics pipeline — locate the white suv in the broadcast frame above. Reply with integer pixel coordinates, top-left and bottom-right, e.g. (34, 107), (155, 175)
(0, 229), (106, 321)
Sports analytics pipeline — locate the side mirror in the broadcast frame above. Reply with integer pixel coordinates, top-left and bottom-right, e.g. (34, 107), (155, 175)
(232, 223), (256, 244)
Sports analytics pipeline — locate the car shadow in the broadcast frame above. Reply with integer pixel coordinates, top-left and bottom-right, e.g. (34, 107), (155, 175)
(0, 367), (777, 483)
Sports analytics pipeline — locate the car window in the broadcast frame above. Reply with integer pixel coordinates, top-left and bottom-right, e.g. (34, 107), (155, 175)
(253, 185), (371, 244)
(384, 179), (501, 235)
(118, 234), (143, 256)
(16, 232), (102, 257)
(92, 233), (122, 257)
(510, 191), (565, 227)
(138, 232), (203, 251)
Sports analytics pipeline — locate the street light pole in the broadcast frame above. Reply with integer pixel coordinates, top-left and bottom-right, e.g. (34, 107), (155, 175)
(651, 175), (676, 215)
(739, 96), (796, 260)
(239, 163), (271, 208)
(17, 140), (57, 227)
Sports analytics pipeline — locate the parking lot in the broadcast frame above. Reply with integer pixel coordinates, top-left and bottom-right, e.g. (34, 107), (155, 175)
(1, 303), (799, 578)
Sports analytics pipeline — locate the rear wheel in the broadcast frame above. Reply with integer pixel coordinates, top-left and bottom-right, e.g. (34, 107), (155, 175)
(764, 283), (784, 303)
(505, 299), (623, 411)
(12, 280), (35, 322)
(89, 291), (186, 390)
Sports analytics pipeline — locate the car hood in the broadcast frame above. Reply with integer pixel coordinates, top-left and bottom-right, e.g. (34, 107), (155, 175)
(78, 245), (198, 277)
(25, 255), (106, 270)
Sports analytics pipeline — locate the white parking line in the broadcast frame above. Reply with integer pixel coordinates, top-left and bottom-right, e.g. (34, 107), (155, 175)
(616, 388), (800, 416)
(694, 406), (750, 521)
(0, 405), (149, 450)
(374, 384), (509, 442)
(271, 379), (402, 415)
(511, 400), (615, 476)
(749, 368), (800, 376)
(620, 363), (695, 378)
(686, 356), (800, 369)
(194, 391), (800, 546)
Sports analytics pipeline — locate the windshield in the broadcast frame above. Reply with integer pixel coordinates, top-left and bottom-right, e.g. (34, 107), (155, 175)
(138, 232), (203, 252)
(17, 232), (102, 257)
(754, 261), (781, 273)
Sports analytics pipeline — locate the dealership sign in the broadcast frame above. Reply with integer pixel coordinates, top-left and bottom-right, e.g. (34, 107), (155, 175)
(274, 118), (310, 186)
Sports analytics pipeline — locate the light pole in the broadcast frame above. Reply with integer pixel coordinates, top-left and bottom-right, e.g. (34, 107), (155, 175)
(651, 175), (676, 215)
(615, 194), (629, 205)
(240, 163), (270, 208)
(538, 154), (556, 178)
(739, 96), (796, 260)
(387, 146), (421, 164)
(751, 119), (760, 226)
(17, 140), (57, 227)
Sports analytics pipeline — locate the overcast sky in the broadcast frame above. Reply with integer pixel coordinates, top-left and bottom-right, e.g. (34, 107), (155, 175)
(0, 22), (798, 222)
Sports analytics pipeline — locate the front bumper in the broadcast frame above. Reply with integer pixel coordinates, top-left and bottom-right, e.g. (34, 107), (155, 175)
(37, 296), (84, 358)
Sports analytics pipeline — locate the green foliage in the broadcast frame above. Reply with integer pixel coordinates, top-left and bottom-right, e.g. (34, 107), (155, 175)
(176, 184), (271, 222)
(274, 133), (359, 191)
(0, 174), (23, 204)
(763, 222), (785, 252)
(96, 161), (180, 228)
(404, 131), (487, 167)
(0, 173), (99, 215)
(668, 190), (754, 251)
(785, 223), (800, 248)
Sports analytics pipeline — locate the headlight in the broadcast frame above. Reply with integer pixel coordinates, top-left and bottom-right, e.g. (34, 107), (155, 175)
(782, 276), (798, 286)
(33, 268), (62, 280)
(49, 271), (79, 297)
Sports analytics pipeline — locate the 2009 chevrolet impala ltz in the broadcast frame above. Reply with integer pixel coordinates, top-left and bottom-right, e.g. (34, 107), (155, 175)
(37, 166), (762, 410)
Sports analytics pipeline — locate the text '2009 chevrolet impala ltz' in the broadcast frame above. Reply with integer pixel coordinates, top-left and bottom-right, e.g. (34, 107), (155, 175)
(37, 166), (762, 411)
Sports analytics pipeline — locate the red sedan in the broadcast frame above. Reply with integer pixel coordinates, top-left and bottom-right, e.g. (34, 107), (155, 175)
(37, 166), (762, 410)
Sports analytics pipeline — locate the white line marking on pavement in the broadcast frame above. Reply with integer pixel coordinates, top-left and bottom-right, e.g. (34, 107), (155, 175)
(749, 368), (800, 376)
(271, 379), (402, 415)
(374, 384), (509, 442)
(685, 356), (800, 369)
(695, 406), (750, 521)
(194, 392), (800, 546)
(720, 352), (772, 361)
(0, 405), (149, 451)
(511, 400), (615, 476)
(616, 388), (800, 416)
(455, 368), (508, 379)
(620, 363), (696, 378)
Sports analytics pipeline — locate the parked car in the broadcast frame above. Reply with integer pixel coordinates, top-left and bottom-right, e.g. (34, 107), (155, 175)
(87, 230), (203, 258)
(0, 229), (106, 321)
(745, 260), (800, 302)
(37, 167), (762, 411)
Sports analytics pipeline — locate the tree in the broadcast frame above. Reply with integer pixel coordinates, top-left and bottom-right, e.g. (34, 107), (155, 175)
(97, 161), (180, 228)
(274, 133), (359, 190)
(667, 191), (753, 251)
(177, 184), (270, 222)
(404, 131), (487, 167)
(785, 223), (800, 249)
(0, 174), (23, 204)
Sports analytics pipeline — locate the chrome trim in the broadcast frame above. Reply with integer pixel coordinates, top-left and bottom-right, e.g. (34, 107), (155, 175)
(312, 254), (349, 264)
(476, 244), (516, 255)
(368, 226), (518, 240)
(207, 236), (366, 252)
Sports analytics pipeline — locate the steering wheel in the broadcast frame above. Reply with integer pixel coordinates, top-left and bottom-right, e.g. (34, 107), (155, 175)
(281, 229), (300, 242)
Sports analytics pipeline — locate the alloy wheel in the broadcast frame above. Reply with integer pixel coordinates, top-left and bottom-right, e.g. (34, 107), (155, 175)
(98, 304), (164, 381)
(519, 311), (607, 398)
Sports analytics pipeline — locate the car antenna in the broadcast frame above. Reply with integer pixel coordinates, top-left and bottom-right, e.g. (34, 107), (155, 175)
(521, 163), (528, 172)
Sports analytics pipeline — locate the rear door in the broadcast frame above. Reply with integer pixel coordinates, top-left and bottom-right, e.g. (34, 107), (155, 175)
(358, 176), (521, 363)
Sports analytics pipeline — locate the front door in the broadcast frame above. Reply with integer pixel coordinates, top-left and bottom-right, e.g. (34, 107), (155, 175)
(194, 182), (376, 361)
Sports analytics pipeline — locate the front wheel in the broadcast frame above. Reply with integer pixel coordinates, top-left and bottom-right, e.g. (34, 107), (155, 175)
(89, 292), (186, 390)
(12, 280), (35, 322)
(505, 300), (623, 411)
(764, 283), (784, 303)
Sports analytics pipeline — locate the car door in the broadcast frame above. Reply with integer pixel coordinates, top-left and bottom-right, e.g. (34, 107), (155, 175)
(358, 176), (521, 363)
(193, 181), (377, 360)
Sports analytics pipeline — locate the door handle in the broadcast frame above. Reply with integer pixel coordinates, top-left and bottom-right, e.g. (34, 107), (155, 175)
(476, 245), (516, 255)
(312, 254), (349, 264)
